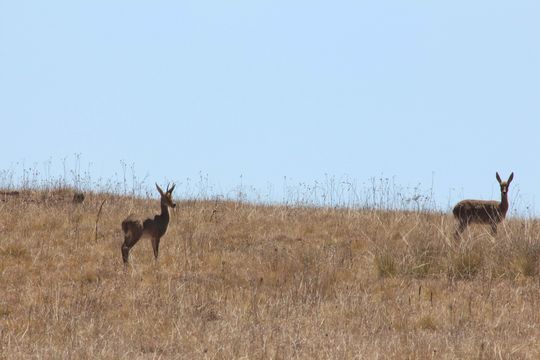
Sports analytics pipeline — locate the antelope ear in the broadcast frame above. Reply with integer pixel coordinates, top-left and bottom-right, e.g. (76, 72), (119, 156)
(156, 183), (165, 196)
(168, 183), (176, 193)
(508, 172), (514, 184)
(496, 172), (502, 184)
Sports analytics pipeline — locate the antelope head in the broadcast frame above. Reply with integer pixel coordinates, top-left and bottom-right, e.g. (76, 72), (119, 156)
(156, 183), (176, 209)
(496, 172), (514, 195)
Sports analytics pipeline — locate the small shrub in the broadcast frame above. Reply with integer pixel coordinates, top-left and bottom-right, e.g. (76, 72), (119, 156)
(375, 251), (397, 278)
(448, 247), (483, 280)
(0, 306), (10, 318)
(417, 316), (437, 331)
(0, 244), (30, 260)
(511, 249), (538, 277)
(78, 270), (100, 284)
(490, 235), (540, 278)
(405, 241), (439, 278)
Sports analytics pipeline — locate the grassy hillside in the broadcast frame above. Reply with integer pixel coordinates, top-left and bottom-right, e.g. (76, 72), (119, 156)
(1, 189), (540, 359)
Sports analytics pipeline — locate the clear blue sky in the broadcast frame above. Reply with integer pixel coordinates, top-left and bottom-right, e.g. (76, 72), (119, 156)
(1, 1), (539, 213)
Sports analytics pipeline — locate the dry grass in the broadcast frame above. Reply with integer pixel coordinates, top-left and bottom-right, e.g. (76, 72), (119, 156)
(1, 189), (540, 359)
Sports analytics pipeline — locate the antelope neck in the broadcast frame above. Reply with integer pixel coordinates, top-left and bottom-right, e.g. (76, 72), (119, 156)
(500, 190), (509, 214)
(160, 200), (170, 222)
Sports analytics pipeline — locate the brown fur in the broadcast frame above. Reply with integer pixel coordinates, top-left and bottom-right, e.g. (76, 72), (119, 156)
(121, 183), (176, 264)
(453, 172), (514, 238)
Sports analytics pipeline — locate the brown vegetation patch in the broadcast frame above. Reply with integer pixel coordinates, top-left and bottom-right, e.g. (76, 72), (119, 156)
(1, 192), (540, 358)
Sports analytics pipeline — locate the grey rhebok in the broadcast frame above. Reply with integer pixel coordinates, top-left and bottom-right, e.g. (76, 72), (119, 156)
(453, 172), (514, 238)
(121, 183), (176, 264)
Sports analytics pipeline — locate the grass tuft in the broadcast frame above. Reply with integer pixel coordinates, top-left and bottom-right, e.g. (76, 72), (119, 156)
(374, 251), (397, 278)
(417, 315), (437, 331)
(0, 244), (30, 259)
(447, 245), (483, 280)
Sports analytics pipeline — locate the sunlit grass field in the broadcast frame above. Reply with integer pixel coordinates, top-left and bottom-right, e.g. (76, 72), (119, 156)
(1, 187), (539, 359)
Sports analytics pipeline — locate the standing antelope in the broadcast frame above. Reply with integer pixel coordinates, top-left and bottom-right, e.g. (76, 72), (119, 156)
(121, 183), (176, 264)
(452, 172), (514, 238)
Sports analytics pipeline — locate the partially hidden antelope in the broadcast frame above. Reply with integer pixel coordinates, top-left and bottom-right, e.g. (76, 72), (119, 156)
(452, 172), (514, 238)
(121, 183), (176, 264)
